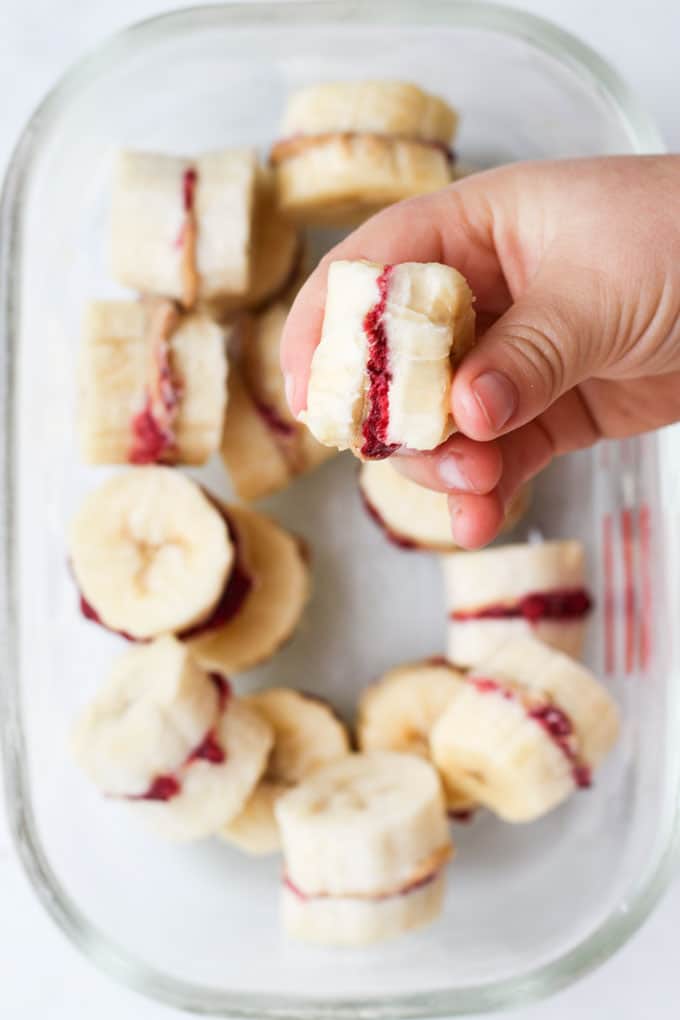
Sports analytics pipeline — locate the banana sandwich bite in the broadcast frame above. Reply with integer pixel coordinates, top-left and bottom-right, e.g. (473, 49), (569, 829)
(276, 751), (453, 945)
(302, 259), (475, 460)
(221, 303), (335, 501)
(78, 299), (227, 466)
(71, 636), (273, 840)
(442, 540), (593, 667)
(271, 81), (458, 225)
(110, 148), (258, 308)
(222, 688), (351, 855)
(360, 459), (531, 551)
(430, 636), (619, 823)
(68, 467), (310, 673)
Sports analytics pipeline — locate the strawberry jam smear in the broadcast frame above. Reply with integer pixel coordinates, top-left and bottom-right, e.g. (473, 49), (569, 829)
(284, 868), (439, 903)
(78, 511), (253, 641)
(361, 265), (399, 460)
(126, 674), (231, 802)
(359, 489), (417, 549)
(470, 676), (591, 788)
(452, 587), (593, 624)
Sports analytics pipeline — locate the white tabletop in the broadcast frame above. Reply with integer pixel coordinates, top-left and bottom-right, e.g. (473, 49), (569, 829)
(1, 0), (678, 1016)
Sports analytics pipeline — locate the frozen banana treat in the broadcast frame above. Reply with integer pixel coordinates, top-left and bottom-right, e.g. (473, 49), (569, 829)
(110, 148), (257, 307)
(276, 752), (453, 945)
(430, 636), (620, 823)
(68, 467), (310, 673)
(221, 303), (335, 501)
(271, 81), (458, 224)
(71, 636), (273, 840)
(78, 298), (227, 466)
(442, 540), (593, 667)
(302, 260), (475, 459)
(360, 459), (531, 551)
(222, 688), (350, 855)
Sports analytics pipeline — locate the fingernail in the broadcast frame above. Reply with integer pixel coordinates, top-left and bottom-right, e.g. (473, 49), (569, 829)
(471, 371), (518, 432)
(284, 373), (296, 413)
(439, 453), (474, 491)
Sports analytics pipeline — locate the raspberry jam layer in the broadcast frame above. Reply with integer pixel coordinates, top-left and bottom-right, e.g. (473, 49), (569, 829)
(129, 302), (183, 465)
(183, 167), (197, 212)
(470, 676), (591, 788)
(451, 587), (593, 624)
(78, 510), (253, 641)
(127, 674), (231, 802)
(284, 867), (439, 904)
(251, 396), (297, 438)
(361, 265), (399, 460)
(270, 132), (456, 166)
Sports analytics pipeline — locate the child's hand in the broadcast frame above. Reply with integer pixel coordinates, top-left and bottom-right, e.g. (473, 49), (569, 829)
(281, 156), (680, 548)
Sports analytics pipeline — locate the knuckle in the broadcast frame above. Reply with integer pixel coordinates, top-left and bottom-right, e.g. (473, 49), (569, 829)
(504, 318), (567, 400)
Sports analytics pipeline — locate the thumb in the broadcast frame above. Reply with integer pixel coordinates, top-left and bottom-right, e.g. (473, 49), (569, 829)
(451, 263), (604, 441)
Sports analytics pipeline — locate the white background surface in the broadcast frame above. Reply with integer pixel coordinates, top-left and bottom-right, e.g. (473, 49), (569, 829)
(0, 0), (678, 1017)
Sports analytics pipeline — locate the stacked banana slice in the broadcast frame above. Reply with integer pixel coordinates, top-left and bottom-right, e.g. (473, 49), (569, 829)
(430, 636), (620, 822)
(111, 149), (258, 308)
(78, 298), (228, 465)
(221, 303), (336, 501)
(302, 259), (475, 459)
(68, 467), (310, 673)
(359, 459), (531, 551)
(271, 81), (458, 225)
(222, 688), (351, 854)
(72, 637), (274, 840)
(275, 752), (453, 945)
(442, 540), (593, 667)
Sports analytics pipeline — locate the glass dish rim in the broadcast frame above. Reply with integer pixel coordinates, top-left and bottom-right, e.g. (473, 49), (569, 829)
(0, 2), (673, 1017)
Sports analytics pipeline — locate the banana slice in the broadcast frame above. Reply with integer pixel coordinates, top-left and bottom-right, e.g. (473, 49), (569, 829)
(221, 305), (335, 501)
(360, 459), (531, 551)
(442, 540), (593, 667)
(302, 260), (475, 459)
(275, 751), (452, 945)
(272, 81), (458, 225)
(282, 870), (446, 947)
(205, 169), (302, 316)
(110, 148), (257, 307)
(356, 661), (473, 813)
(78, 299), (228, 465)
(69, 468), (233, 639)
(71, 636), (220, 795)
(132, 700), (273, 841)
(186, 504), (310, 674)
(222, 688), (350, 854)
(430, 636), (620, 823)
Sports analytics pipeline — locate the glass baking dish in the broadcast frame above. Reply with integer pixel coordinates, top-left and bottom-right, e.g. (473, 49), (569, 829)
(1, 2), (678, 1017)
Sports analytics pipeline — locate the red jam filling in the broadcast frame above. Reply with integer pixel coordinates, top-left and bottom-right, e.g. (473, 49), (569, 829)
(451, 587), (593, 624)
(283, 868), (439, 903)
(359, 489), (417, 549)
(126, 674), (231, 802)
(129, 304), (183, 465)
(183, 167), (197, 212)
(129, 398), (175, 464)
(251, 396), (297, 438)
(470, 676), (591, 788)
(447, 809), (476, 823)
(78, 510), (253, 641)
(361, 264), (399, 460)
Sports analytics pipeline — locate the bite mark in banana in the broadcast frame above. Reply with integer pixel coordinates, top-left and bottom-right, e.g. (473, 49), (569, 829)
(429, 636), (620, 823)
(441, 540), (593, 667)
(222, 688), (350, 854)
(302, 260), (475, 460)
